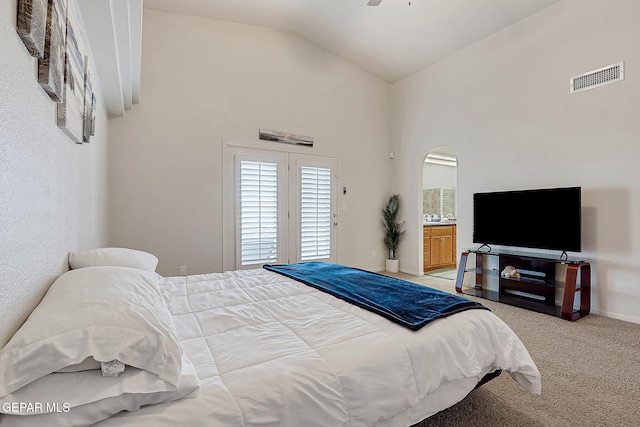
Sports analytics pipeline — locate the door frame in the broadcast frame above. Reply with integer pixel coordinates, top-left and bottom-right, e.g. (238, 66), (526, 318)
(223, 142), (339, 271)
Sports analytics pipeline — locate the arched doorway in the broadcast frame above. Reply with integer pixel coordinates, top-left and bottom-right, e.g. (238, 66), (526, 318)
(421, 149), (457, 275)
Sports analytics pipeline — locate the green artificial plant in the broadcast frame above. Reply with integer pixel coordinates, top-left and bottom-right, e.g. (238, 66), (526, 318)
(382, 194), (406, 260)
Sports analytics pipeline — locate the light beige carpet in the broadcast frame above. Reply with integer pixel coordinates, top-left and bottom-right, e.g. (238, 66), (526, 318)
(385, 272), (640, 427)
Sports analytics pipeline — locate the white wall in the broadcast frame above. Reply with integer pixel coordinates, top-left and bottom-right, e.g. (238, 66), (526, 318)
(108, 9), (392, 277)
(391, 0), (640, 323)
(0, 0), (109, 346)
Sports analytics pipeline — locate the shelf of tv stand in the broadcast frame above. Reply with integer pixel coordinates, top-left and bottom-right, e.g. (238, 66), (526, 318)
(455, 249), (591, 321)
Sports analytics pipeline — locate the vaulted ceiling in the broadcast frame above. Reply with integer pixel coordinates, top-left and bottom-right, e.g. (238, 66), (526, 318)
(84, 0), (563, 116)
(144, 0), (563, 83)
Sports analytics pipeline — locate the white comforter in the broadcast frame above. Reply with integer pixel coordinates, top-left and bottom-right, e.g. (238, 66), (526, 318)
(97, 268), (541, 427)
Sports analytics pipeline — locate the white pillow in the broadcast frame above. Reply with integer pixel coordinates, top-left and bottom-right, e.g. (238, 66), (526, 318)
(0, 354), (200, 426)
(68, 247), (159, 272)
(55, 356), (101, 373)
(0, 266), (182, 397)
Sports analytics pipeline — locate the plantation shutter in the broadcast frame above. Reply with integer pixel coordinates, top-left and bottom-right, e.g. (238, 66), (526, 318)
(299, 166), (332, 261)
(239, 160), (278, 266)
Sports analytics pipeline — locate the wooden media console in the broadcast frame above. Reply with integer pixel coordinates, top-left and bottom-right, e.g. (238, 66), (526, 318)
(455, 249), (590, 321)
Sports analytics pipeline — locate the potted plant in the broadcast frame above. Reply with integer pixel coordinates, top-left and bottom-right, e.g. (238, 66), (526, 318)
(382, 194), (406, 272)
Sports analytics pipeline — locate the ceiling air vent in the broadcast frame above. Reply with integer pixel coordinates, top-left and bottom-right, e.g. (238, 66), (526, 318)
(570, 62), (624, 93)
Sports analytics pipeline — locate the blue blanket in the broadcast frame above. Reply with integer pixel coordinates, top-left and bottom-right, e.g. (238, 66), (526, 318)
(264, 262), (488, 330)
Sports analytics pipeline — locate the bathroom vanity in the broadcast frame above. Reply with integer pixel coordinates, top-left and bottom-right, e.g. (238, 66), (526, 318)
(423, 223), (456, 272)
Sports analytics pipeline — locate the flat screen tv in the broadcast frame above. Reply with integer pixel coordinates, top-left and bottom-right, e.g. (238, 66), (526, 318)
(473, 186), (581, 252)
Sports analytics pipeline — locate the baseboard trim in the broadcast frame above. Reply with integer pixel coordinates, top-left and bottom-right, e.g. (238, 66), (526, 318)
(399, 267), (421, 276)
(591, 308), (640, 325)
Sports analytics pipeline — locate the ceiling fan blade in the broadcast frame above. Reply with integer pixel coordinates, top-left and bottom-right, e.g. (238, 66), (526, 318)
(367, 0), (383, 6)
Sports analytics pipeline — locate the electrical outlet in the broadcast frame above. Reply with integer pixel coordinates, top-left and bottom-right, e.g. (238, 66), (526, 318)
(179, 266), (187, 276)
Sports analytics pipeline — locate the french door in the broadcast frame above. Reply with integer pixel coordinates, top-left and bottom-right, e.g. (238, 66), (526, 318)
(288, 154), (338, 265)
(227, 146), (337, 269)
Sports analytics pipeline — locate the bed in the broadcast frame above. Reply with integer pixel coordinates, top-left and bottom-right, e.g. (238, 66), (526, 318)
(0, 248), (541, 427)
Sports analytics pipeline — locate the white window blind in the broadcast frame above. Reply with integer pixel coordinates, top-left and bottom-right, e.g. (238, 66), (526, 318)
(300, 166), (331, 261)
(239, 160), (278, 266)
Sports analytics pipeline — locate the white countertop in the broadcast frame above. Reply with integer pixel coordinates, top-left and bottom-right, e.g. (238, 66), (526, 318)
(423, 221), (456, 226)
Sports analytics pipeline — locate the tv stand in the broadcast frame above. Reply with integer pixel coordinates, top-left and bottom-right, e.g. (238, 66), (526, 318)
(455, 249), (590, 321)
